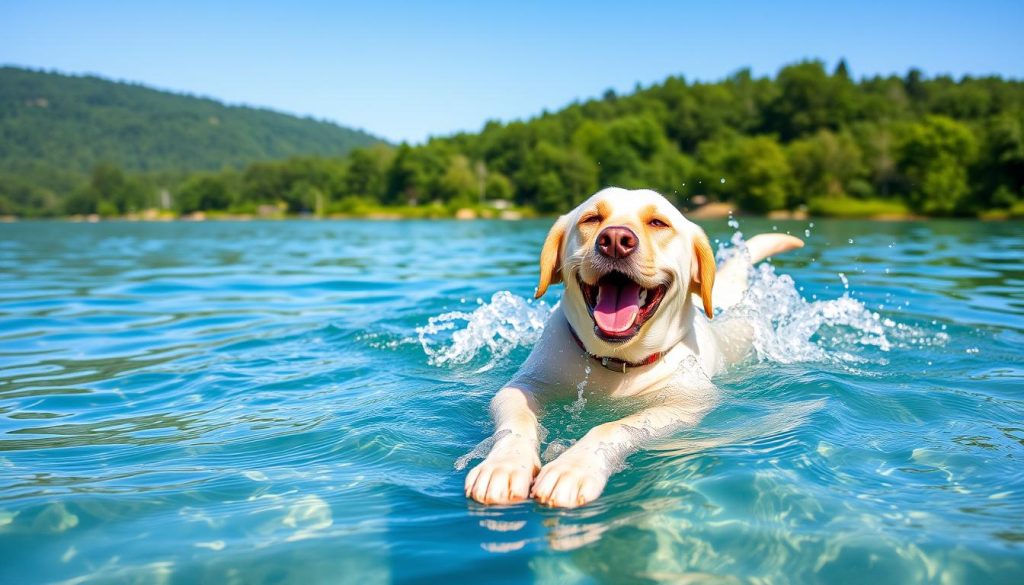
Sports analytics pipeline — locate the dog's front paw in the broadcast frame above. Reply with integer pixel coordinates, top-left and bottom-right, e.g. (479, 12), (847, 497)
(465, 452), (539, 505)
(531, 455), (607, 508)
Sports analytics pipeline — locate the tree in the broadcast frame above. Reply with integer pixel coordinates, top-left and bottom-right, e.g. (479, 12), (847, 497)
(484, 171), (514, 201)
(176, 174), (232, 213)
(898, 116), (978, 214)
(700, 136), (792, 212)
(63, 163), (151, 215)
(765, 61), (857, 140)
(386, 143), (447, 205)
(850, 122), (903, 197)
(787, 130), (864, 204)
(438, 154), (478, 206)
(342, 145), (393, 201)
(972, 112), (1024, 210)
(834, 59), (851, 80)
(7, 61), (1024, 218)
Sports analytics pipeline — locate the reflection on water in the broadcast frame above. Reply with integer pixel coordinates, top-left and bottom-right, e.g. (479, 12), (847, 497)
(0, 219), (1022, 584)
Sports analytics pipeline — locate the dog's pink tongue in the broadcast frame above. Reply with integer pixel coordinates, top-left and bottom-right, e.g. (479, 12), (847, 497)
(594, 281), (642, 333)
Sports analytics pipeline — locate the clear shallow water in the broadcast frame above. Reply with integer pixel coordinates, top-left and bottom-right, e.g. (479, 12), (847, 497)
(0, 218), (1021, 584)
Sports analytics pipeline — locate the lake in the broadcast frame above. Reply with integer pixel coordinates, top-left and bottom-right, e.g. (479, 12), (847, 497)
(0, 218), (1021, 584)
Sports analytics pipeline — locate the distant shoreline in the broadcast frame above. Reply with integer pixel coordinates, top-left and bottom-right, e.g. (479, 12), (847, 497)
(4, 207), (1018, 223)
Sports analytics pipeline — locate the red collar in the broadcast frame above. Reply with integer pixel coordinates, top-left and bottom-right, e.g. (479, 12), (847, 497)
(565, 318), (667, 373)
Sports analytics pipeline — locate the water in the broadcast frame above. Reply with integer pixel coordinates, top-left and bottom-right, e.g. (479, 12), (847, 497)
(0, 218), (1021, 584)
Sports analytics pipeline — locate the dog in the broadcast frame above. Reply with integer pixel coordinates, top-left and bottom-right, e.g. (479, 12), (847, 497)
(464, 187), (803, 508)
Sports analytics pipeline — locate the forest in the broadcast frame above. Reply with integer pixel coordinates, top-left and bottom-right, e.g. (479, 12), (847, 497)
(2, 60), (1022, 219)
(0, 66), (381, 216)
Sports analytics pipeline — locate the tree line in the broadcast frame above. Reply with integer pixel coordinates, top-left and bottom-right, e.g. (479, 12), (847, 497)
(2, 60), (1022, 218)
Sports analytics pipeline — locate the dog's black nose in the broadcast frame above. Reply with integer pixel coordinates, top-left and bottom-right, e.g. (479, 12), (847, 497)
(596, 226), (638, 259)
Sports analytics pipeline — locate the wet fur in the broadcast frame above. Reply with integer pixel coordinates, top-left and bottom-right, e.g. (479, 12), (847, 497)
(465, 188), (803, 508)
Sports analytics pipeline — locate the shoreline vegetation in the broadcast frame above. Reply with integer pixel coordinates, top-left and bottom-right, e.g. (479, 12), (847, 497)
(6, 200), (1020, 223)
(3, 191), (1024, 222)
(2, 60), (1023, 221)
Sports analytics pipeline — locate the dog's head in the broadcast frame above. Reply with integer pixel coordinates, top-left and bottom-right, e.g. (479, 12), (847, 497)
(534, 187), (715, 357)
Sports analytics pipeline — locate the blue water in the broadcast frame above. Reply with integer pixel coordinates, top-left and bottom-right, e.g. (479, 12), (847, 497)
(0, 219), (1021, 584)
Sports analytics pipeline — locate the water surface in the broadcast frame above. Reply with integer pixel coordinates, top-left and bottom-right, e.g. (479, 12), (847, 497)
(0, 219), (1021, 584)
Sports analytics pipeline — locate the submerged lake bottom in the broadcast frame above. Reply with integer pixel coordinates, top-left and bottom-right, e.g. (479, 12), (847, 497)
(0, 218), (1021, 584)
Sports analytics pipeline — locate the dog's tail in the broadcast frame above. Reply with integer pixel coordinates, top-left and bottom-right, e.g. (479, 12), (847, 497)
(710, 233), (804, 311)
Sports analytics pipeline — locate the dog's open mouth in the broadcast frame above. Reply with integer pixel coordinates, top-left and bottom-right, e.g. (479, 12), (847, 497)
(577, 272), (668, 341)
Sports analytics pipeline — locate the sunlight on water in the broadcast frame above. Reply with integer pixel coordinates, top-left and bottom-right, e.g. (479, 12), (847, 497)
(0, 219), (1021, 584)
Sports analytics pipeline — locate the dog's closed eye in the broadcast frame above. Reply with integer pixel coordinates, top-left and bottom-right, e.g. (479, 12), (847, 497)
(648, 218), (669, 228)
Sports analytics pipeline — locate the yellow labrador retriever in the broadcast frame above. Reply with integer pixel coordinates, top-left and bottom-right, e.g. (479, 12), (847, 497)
(465, 187), (803, 508)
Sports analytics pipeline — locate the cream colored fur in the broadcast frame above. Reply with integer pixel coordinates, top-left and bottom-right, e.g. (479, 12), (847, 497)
(464, 187), (803, 508)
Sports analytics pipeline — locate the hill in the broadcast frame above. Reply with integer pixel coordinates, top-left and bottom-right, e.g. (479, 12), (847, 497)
(163, 60), (1019, 219)
(2, 60), (1023, 218)
(0, 66), (382, 196)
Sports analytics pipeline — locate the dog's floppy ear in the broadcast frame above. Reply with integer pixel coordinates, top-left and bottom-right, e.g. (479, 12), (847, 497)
(535, 214), (569, 299)
(690, 227), (716, 319)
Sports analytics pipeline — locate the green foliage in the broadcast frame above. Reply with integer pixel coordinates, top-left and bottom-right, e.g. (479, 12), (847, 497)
(344, 146), (393, 201)
(766, 61), (857, 140)
(176, 174), (233, 213)
(787, 130), (864, 204)
(699, 136), (792, 213)
(0, 66), (382, 214)
(438, 154), (480, 206)
(3, 62), (1024, 218)
(61, 163), (149, 215)
(484, 171), (514, 200)
(897, 116), (978, 215)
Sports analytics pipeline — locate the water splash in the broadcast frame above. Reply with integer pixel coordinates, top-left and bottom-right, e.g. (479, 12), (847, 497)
(541, 438), (576, 463)
(421, 233), (945, 371)
(564, 362), (592, 417)
(453, 429), (512, 471)
(715, 233), (946, 365)
(416, 291), (554, 372)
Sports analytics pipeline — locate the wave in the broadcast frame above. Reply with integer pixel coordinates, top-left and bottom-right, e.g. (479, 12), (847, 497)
(418, 231), (946, 371)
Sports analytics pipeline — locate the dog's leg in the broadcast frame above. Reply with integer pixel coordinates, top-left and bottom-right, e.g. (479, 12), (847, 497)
(465, 385), (542, 505)
(531, 400), (710, 508)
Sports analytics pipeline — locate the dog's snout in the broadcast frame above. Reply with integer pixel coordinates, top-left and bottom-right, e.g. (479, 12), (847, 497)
(596, 226), (638, 259)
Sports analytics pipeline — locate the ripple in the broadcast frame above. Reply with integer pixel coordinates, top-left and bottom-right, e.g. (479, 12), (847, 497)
(0, 219), (1021, 583)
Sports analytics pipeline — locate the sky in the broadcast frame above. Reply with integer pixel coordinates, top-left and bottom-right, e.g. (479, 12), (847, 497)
(2, 0), (1022, 143)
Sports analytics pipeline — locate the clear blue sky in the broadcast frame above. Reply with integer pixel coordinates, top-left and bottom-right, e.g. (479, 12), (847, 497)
(2, 0), (1021, 143)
